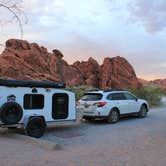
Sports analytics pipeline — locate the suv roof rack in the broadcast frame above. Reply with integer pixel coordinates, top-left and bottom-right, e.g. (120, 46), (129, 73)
(103, 89), (126, 92)
(0, 79), (66, 88)
(88, 89), (100, 92)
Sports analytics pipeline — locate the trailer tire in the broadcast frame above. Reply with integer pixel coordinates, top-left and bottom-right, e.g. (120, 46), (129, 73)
(0, 102), (23, 124)
(25, 117), (45, 138)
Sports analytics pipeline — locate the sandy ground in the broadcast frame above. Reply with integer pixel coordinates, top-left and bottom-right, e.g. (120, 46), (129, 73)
(0, 98), (166, 166)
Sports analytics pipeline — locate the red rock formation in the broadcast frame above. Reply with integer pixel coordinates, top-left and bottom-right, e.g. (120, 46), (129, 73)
(0, 39), (83, 86)
(100, 57), (141, 89)
(0, 39), (141, 90)
(73, 57), (100, 87)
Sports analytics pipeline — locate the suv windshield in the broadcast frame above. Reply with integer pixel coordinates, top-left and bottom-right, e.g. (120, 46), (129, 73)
(81, 93), (103, 101)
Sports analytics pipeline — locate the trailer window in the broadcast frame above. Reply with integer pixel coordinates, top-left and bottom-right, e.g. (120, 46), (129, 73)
(24, 94), (44, 109)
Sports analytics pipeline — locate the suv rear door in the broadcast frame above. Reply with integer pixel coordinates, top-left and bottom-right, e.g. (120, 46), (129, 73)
(79, 93), (103, 109)
(107, 92), (129, 114)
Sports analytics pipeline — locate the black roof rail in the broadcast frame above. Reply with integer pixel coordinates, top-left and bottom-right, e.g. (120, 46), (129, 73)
(0, 79), (66, 88)
(103, 89), (126, 92)
(88, 89), (99, 92)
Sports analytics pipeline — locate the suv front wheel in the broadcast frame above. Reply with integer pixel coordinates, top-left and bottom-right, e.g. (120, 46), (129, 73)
(139, 105), (147, 118)
(107, 109), (119, 123)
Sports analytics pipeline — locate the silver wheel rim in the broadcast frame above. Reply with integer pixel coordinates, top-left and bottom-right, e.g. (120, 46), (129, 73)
(111, 111), (118, 122)
(141, 107), (147, 117)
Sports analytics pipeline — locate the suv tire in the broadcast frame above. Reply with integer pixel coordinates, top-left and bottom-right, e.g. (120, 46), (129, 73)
(25, 117), (45, 138)
(107, 109), (119, 123)
(139, 105), (147, 118)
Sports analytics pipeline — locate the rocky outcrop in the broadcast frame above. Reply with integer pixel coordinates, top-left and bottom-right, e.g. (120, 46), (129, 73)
(100, 57), (141, 89)
(73, 57), (100, 87)
(0, 39), (141, 89)
(0, 39), (83, 86)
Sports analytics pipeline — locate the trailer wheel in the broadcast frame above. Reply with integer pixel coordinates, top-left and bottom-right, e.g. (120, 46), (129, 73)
(25, 117), (45, 138)
(0, 102), (23, 124)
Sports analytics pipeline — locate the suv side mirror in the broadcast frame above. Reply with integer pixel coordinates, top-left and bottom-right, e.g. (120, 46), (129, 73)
(135, 98), (138, 102)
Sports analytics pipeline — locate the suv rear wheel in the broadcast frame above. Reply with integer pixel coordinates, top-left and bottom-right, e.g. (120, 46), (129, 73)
(107, 109), (119, 123)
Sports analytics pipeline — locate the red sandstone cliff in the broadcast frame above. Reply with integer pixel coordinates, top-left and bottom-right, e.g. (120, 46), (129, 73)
(0, 39), (141, 89)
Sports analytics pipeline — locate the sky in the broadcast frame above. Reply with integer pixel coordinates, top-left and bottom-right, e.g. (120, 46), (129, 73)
(0, 0), (166, 80)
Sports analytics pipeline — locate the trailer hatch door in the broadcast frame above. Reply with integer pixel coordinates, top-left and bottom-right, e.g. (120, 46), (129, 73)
(52, 93), (68, 119)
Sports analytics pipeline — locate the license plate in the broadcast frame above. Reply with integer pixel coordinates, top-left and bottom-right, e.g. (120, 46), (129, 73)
(84, 104), (89, 108)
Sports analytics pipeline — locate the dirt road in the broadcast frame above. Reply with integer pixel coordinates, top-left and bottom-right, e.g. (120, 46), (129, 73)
(0, 99), (166, 166)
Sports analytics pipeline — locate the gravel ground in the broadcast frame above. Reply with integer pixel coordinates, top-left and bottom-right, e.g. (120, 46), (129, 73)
(0, 98), (166, 166)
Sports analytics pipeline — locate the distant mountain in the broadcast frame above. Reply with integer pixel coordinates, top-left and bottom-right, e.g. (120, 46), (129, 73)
(0, 39), (141, 89)
(138, 78), (149, 84)
(138, 77), (166, 90)
(149, 79), (166, 90)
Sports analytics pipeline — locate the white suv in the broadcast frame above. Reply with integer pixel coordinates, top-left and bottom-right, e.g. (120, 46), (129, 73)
(78, 90), (149, 123)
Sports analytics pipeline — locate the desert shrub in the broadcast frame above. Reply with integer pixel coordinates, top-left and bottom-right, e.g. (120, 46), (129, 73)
(131, 85), (164, 107)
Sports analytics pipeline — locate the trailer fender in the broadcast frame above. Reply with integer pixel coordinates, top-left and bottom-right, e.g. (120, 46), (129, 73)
(23, 115), (46, 129)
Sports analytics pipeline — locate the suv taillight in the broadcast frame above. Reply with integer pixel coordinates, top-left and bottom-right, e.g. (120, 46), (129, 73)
(94, 102), (106, 107)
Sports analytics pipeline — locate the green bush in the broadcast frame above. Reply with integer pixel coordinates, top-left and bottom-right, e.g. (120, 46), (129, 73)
(130, 85), (164, 107)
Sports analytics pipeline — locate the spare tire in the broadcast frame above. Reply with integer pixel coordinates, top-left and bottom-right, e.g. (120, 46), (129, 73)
(0, 102), (23, 124)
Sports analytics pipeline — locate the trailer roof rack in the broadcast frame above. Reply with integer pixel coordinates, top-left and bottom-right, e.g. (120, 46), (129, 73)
(0, 79), (66, 88)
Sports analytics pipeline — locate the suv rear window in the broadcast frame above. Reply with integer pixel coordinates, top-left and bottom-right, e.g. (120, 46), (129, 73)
(81, 93), (103, 101)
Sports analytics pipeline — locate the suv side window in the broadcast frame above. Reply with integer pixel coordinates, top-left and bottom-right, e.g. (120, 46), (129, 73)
(107, 93), (126, 100)
(124, 93), (136, 100)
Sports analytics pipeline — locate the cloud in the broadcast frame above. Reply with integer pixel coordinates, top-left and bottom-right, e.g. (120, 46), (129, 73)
(22, 0), (112, 27)
(49, 32), (113, 64)
(128, 0), (166, 33)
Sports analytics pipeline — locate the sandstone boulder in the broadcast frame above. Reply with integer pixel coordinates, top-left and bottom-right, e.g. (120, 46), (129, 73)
(100, 56), (141, 89)
(73, 57), (100, 87)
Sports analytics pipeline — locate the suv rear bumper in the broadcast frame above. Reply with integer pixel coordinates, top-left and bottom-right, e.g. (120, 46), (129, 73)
(83, 115), (108, 120)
